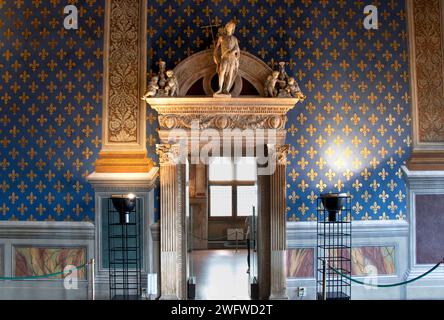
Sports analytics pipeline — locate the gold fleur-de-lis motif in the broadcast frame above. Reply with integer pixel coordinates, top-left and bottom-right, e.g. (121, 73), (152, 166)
(0, 1), (411, 222)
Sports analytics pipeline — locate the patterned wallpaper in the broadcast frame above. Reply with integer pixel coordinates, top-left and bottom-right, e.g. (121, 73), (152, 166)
(0, 1), (104, 221)
(147, 0), (412, 221)
(0, 0), (411, 222)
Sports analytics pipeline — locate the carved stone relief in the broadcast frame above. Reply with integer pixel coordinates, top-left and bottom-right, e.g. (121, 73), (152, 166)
(107, 0), (141, 143)
(412, 0), (444, 142)
(158, 114), (287, 130)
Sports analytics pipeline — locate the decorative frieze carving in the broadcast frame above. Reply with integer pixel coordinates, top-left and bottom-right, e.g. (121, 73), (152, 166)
(158, 114), (287, 130)
(411, 0), (444, 143)
(107, 0), (141, 143)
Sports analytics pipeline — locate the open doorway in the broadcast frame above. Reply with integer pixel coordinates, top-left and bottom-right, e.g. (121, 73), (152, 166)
(188, 157), (258, 300)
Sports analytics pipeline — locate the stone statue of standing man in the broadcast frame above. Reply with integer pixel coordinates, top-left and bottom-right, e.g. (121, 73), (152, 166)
(213, 21), (240, 97)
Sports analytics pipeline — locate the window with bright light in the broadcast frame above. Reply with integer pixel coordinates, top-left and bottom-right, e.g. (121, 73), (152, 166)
(209, 157), (257, 218)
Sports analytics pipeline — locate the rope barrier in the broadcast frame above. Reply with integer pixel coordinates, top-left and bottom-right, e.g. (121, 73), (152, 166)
(0, 263), (88, 281)
(329, 260), (443, 288)
(192, 230), (245, 242)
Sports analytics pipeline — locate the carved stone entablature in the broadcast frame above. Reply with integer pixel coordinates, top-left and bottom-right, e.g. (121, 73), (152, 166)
(148, 97), (301, 130)
(158, 114), (287, 130)
(147, 97), (302, 146)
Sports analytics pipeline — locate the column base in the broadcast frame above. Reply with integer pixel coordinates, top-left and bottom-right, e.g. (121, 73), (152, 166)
(269, 293), (289, 300)
(94, 150), (154, 173)
(159, 295), (179, 300)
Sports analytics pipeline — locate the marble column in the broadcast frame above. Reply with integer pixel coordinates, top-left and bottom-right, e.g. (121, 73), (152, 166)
(268, 144), (289, 300)
(157, 144), (187, 300)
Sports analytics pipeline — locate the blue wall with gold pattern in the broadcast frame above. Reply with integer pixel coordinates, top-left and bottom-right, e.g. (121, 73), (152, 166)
(0, 0), (411, 222)
(0, 0), (104, 221)
(147, 0), (411, 221)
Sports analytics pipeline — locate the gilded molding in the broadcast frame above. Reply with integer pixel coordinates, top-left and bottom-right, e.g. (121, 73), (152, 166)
(412, 0), (444, 143)
(107, 0), (141, 143)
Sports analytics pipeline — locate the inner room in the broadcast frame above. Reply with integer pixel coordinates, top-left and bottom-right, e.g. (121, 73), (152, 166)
(189, 157), (259, 300)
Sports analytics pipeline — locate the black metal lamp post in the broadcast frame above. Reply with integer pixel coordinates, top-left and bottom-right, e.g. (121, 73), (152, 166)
(108, 194), (142, 300)
(317, 193), (352, 300)
(111, 194), (136, 224)
(320, 193), (348, 222)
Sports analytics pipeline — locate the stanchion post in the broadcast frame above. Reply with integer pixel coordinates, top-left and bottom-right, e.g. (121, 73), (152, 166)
(90, 258), (95, 300)
(322, 260), (327, 300)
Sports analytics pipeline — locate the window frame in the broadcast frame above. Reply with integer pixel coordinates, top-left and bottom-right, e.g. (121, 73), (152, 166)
(208, 158), (257, 221)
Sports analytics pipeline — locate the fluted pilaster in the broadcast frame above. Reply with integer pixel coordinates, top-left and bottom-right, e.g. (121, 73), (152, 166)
(157, 144), (186, 299)
(268, 144), (289, 300)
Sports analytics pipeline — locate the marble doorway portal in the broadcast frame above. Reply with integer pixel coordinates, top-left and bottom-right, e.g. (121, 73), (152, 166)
(149, 97), (301, 300)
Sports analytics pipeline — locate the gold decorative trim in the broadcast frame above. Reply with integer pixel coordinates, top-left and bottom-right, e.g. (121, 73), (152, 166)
(407, 151), (444, 170)
(107, 0), (142, 143)
(94, 151), (153, 173)
(94, 0), (149, 173)
(408, 0), (444, 145)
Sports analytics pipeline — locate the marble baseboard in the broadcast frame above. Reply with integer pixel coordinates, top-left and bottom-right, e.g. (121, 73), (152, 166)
(0, 221), (94, 300)
(286, 220), (409, 300)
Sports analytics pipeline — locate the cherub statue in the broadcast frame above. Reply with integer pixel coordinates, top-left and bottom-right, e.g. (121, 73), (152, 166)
(264, 71), (286, 97)
(286, 77), (305, 99)
(142, 76), (159, 100)
(264, 63), (305, 99)
(165, 70), (179, 97)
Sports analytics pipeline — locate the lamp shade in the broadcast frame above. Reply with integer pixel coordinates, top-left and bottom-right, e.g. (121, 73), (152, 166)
(111, 195), (136, 224)
(320, 193), (347, 222)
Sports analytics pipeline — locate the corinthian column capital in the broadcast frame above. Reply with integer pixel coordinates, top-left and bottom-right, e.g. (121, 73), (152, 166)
(267, 144), (289, 166)
(156, 144), (181, 165)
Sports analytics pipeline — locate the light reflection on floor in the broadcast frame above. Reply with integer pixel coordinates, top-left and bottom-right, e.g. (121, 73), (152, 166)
(192, 249), (250, 300)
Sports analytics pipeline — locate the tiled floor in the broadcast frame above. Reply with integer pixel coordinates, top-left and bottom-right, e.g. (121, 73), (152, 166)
(192, 249), (251, 300)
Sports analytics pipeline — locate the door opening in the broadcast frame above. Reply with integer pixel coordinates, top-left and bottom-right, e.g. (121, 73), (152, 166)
(187, 157), (258, 300)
